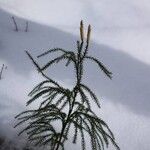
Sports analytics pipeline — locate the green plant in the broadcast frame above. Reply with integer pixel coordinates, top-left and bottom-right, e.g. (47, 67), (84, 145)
(15, 21), (120, 150)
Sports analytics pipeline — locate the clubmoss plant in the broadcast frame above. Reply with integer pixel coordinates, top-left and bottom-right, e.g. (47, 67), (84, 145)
(15, 21), (120, 150)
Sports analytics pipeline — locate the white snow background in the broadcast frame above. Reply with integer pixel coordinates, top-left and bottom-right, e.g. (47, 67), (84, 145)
(0, 0), (150, 150)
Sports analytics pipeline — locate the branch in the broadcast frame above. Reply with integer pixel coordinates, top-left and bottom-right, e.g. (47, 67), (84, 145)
(25, 51), (62, 88)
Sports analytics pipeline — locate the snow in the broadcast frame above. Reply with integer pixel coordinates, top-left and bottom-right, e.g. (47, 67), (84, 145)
(1, 0), (150, 64)
(0, 1), (150, 150)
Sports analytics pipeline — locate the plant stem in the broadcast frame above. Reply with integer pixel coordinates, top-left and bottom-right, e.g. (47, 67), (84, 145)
(0, 64), (4, 80)
(12, 16), (18, 31)
(54, 41), (83, 150)
(54, 90), (78, 150)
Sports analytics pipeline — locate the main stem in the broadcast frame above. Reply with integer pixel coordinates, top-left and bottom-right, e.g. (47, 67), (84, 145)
(54, 42), (83, 150)
(54, 90), (78, 150)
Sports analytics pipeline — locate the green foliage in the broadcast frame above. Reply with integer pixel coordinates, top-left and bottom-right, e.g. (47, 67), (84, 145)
(15, 21), (120, 150)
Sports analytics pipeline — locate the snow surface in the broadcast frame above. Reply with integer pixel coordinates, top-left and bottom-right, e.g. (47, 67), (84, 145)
(0, 1), (150, 150)
(1, 0), (150, 65)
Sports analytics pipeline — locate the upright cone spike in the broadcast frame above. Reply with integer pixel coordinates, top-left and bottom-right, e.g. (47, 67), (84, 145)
(87, 25), (91, 45)
(80, 20), (84, 42)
